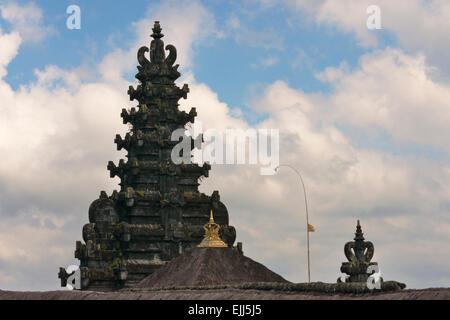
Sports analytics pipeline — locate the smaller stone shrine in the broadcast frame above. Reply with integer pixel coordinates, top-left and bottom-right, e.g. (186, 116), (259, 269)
(338, 220), (381, 283)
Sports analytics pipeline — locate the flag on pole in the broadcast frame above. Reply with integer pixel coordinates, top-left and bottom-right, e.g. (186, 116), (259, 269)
(308, 224), (315, 232)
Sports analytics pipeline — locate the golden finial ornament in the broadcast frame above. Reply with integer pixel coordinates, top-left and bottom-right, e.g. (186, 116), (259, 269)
(198, 209), (228, 247)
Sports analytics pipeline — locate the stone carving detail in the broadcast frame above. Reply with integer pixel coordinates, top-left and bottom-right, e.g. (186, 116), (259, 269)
(338, 220), (381, 283)
(59, 21), (236, 291)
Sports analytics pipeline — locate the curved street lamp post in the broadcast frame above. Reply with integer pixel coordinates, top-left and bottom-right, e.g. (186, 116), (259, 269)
(275, 164), (313, 283)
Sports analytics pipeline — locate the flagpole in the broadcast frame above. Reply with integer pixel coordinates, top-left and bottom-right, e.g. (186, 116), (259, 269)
(275, 164), (312, 283)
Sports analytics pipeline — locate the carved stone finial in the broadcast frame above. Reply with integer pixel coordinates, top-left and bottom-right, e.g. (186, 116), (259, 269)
(151, 21), (163, 39)
(134, 21), (180, 82)
(354, 219), (364, 241)
(338, 220), (378, 283)
(150, 21), (165, 64)
(198, 210), (228, 248)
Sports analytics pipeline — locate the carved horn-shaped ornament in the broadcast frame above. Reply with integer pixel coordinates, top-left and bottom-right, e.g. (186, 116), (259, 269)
(165, 44), (177, 66)
(137, 46), (150, 67)
(363, 241), (374, 262)
(344, 242), (356, 262)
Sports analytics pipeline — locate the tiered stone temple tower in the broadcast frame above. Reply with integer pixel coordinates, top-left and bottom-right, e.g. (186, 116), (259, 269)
(59, 21), (236, 291)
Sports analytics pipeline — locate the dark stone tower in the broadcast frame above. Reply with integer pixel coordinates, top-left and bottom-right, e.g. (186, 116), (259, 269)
(59, 21), (236, 291)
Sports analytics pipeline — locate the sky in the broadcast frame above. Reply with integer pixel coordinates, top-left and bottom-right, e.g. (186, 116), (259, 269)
(0, 0), (449, 291)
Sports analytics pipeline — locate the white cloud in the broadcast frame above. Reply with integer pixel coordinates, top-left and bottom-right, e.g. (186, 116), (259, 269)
(285, 0), (450, 72)
(315, 61), (350, 82)
(322, 49), (450, 153)
(0, 27), (21, 78)
(226, 14), (284, 50)
(291, 48), (314, 70)
(179, 72), (249, 134)
(251, 56), (279, 69)
(0, 1), (55, 43)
